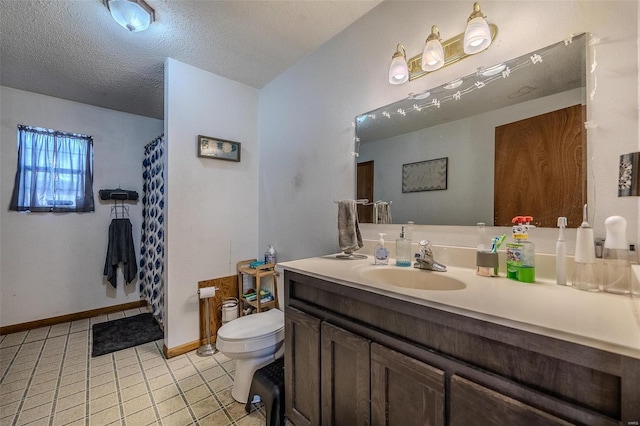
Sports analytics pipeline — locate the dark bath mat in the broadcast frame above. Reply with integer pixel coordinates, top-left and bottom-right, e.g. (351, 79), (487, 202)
(92, 312), (163, 357)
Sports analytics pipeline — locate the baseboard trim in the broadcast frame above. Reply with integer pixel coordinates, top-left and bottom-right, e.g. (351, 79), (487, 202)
(163, 340), (201, 359)
(0, 300), (148, 335)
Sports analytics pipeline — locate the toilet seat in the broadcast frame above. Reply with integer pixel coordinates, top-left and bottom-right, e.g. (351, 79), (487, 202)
(218, 308), (283, 341)
(216, 309), (284, 355)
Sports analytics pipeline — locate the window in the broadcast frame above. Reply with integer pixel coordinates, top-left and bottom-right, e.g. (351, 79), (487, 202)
(9, 125), (95, 212)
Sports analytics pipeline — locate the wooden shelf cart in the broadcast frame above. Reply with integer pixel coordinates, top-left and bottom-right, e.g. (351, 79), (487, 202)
(237, 259), (278, 316)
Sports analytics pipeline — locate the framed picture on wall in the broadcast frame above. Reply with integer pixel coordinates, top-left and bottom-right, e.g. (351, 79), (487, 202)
(197, 135), (241, 162)
(402, 157), (448, 193)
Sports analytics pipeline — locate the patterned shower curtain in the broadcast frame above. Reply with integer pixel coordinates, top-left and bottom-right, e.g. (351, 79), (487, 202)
(140, 135), (165, 322)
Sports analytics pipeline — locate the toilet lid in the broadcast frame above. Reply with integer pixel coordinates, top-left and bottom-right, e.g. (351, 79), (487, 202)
(217, 308), (284, 341)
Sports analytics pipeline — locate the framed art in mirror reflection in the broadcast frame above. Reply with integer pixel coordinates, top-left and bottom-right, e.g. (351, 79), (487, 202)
(402, 157), (448, 193)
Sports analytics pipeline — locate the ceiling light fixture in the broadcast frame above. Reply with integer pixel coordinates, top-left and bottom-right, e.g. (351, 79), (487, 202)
(388, 2), (497, 85)
(389, 44), (409, 85)
(105, 0), (155, 32)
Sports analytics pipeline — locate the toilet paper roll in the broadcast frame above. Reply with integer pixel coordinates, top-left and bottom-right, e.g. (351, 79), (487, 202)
(198, 287), (217, 299)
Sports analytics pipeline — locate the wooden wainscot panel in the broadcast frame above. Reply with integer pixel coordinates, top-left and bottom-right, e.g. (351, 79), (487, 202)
(198, 275), (238, 345)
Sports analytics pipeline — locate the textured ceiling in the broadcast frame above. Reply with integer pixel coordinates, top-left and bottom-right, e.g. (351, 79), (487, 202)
(0, 0), (382, 119)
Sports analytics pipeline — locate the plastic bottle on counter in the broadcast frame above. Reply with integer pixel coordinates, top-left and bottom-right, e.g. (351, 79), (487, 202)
(264, 244), (277, 265)
(506, 216), (535, 283)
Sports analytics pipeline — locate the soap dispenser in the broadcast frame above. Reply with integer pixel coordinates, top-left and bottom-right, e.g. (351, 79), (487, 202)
(374, 233), (389, 265)
(395, 226), (412, 267)
(506, 216), (535, 283)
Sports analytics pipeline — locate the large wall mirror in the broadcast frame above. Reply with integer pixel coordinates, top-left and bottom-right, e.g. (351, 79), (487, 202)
(356, 34), (587, 228)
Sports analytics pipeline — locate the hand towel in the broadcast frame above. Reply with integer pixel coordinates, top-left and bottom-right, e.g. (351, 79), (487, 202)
(375, 202), (392, 224)
(337, 200), (363, 254)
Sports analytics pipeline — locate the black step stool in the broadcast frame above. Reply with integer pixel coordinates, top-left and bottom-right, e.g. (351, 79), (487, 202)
(245, 356), (285, 426)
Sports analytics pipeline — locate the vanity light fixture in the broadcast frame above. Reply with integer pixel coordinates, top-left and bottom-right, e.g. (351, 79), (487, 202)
(388, 2), (497, 85)
(105, 0), (155, 32)
(421, 26), (445, 72)
(463, 2), (492, 54)
(389, 44), (409, 85)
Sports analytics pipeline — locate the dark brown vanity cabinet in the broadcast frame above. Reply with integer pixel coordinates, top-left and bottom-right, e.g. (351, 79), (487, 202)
(285, 306), (446, 426)
(371, 342), (445, 425)
(284, 270), (640, 426)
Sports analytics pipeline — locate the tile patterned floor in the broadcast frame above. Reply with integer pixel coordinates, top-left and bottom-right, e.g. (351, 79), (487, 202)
(0, 308), (268, 425)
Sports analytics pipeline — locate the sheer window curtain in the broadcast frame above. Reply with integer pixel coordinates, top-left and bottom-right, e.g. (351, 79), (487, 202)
(10, 125), (94, 212)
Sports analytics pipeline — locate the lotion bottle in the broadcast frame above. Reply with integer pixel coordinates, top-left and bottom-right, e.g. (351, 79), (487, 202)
(374, 233), (389, 265)
(264, 244), (276, 264)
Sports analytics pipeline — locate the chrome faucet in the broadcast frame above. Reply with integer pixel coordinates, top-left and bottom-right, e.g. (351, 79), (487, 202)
(413, 240), (447, 272)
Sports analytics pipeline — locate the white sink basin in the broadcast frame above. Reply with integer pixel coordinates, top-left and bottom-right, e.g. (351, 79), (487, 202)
(359, 267), (466, 291)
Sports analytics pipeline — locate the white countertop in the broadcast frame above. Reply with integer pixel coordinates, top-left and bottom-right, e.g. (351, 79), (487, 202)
(280, 254), (640, 360)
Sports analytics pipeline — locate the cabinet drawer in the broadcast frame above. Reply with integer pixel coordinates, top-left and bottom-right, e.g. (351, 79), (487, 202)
(450, 375), (573, 426)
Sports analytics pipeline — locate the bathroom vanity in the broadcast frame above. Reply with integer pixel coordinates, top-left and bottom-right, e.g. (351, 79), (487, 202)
(281, 254), (640, 425)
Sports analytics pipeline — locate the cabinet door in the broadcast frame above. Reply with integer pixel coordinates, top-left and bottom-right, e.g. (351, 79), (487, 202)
(321, 322), (371, 426)
(285, 307), (321, 426)
(371, 343), (445, 426)
(450, 375), (573, 426)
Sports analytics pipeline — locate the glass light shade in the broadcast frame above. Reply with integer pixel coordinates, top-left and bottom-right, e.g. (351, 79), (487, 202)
(464, 17), (491, 54)
(108, 0), (153, 32)
(388, 54), (409, 85)
(421, 39), (444, 72)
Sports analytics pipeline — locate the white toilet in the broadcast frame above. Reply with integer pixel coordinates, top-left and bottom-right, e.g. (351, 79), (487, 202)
(216, 308), (285, 403)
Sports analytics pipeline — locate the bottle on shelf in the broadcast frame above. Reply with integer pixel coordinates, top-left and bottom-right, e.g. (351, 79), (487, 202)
(264, 244), (277, 264)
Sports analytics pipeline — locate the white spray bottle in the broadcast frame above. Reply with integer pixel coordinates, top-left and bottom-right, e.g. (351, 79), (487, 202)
(556, 217), (567, 285)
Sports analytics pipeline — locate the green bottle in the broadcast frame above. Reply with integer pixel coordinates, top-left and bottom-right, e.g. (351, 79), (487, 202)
(506, 216), (536, 283)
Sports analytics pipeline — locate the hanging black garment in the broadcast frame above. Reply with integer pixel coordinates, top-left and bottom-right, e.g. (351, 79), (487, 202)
(104, 218), (137, 288)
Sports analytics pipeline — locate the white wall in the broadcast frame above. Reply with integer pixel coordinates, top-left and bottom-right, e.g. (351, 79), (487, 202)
(259, 1), (639, 260)
(164, 59), (259, 349)
(359, 89), (584, 225)
(0, 87), (163, 327)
